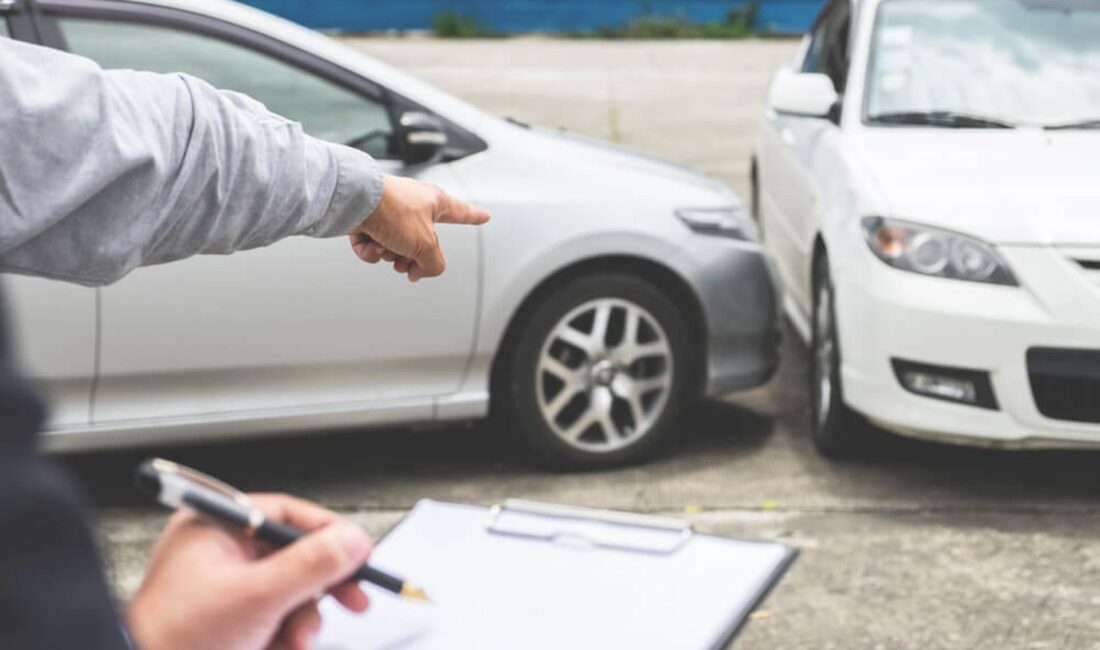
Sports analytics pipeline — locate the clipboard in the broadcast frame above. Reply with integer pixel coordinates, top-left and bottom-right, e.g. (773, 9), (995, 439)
(317, 499), (797, 650)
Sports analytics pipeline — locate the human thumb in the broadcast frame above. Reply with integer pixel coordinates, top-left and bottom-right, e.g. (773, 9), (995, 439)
(251, 523), (372, 613)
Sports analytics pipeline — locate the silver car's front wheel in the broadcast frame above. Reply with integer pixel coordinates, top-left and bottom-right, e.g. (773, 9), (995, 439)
(503, 272), (694, 468)
(536, 298), (673, 453)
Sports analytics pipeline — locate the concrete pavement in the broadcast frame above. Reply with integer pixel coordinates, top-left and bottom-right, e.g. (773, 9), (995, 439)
(66, 39), (1100, 649)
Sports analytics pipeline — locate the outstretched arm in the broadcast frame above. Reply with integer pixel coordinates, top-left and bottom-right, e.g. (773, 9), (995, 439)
(0, 38), (487, 286)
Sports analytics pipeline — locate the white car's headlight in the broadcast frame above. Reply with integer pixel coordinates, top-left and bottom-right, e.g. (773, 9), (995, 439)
(676, 206), (754, 241)
(861, 217), (1017, 286)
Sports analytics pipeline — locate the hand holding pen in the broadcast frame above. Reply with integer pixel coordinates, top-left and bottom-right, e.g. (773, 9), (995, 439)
(128, 459), (428, 650)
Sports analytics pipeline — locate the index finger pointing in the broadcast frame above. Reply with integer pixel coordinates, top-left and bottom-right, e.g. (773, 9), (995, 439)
(437, 194), (491, 226)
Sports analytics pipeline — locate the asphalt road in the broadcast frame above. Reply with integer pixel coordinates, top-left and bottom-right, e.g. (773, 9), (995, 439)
(62, 38), (1100, 649)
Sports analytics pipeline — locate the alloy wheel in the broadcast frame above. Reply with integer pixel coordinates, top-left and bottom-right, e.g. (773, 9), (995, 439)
(536, 298), (673, 452)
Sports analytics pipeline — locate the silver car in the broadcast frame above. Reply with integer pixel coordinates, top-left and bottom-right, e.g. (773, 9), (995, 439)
(4, 0), (780, 468)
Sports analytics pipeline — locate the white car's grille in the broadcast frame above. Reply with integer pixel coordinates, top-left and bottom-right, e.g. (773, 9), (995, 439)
(1028, 348), (1100, 425)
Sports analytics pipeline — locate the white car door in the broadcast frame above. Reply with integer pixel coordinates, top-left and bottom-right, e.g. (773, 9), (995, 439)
(758, 0), (851, 317)
(53, 13), (479, 425)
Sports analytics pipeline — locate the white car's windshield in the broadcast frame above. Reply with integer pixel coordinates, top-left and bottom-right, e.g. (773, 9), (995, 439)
(865, 0), (1100, 129)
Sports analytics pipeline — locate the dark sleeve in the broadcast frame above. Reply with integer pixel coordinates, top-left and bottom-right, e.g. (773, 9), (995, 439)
(0, 290), (129, 650)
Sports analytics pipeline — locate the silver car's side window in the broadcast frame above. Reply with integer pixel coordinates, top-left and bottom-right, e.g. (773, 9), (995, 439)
(1, 18), (9, 38)
(58, 18), (396, 160)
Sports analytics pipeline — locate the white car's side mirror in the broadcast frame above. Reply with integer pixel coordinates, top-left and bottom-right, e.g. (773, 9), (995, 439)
(767, 69), (839, 118)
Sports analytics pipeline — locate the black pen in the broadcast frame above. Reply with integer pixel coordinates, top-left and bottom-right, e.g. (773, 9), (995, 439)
(135, 457), (429, 602)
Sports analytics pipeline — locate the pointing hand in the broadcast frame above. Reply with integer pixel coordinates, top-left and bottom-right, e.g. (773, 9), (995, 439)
(349, 174), (490, 282)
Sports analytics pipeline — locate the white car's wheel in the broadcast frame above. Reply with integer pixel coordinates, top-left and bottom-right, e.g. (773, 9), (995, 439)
(504, 272), (695, 469)
(750, 159), (761, 225)
(810, 253), (872, 458)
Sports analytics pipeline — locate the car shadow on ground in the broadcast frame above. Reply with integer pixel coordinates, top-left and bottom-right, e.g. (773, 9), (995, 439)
(842, 428), (1100, 504)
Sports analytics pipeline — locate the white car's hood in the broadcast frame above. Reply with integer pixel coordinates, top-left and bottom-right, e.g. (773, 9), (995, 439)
(852, 129), (1100, 246)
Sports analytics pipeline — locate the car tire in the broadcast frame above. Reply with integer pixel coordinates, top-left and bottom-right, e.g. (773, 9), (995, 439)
(810, 253), (872, 458)
(503, 272), (695, 469)
(750, 160), (761, 225)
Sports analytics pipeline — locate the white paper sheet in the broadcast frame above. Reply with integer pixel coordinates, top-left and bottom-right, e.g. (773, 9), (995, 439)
(317, 500), (792, 650)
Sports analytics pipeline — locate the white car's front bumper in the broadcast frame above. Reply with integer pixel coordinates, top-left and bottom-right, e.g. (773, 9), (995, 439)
(836, 244), (1100, 448)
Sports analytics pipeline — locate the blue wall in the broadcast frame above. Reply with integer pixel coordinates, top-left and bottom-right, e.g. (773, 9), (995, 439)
(239, 1), (823, 35)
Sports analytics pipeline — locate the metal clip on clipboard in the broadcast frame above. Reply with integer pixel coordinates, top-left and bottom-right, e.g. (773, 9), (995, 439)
(486, 499), (694, 555)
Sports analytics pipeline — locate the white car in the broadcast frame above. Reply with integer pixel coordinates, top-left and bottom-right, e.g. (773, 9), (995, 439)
(2, 0), (781, 468)
(753, 0), (1100, 456)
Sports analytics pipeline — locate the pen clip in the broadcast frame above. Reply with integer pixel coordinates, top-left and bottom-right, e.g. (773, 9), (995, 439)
(148, 458), (253, 508)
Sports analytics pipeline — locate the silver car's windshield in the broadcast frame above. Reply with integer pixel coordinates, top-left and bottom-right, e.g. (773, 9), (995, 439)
(864, 0), (1100, 128)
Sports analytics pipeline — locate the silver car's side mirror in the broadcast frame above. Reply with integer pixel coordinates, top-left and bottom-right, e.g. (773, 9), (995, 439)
(399, 111), (448, 166)
(767, 69), (839, 119)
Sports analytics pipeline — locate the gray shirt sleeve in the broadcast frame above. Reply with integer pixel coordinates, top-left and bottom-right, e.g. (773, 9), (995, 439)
(0, 38), (384, 286)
